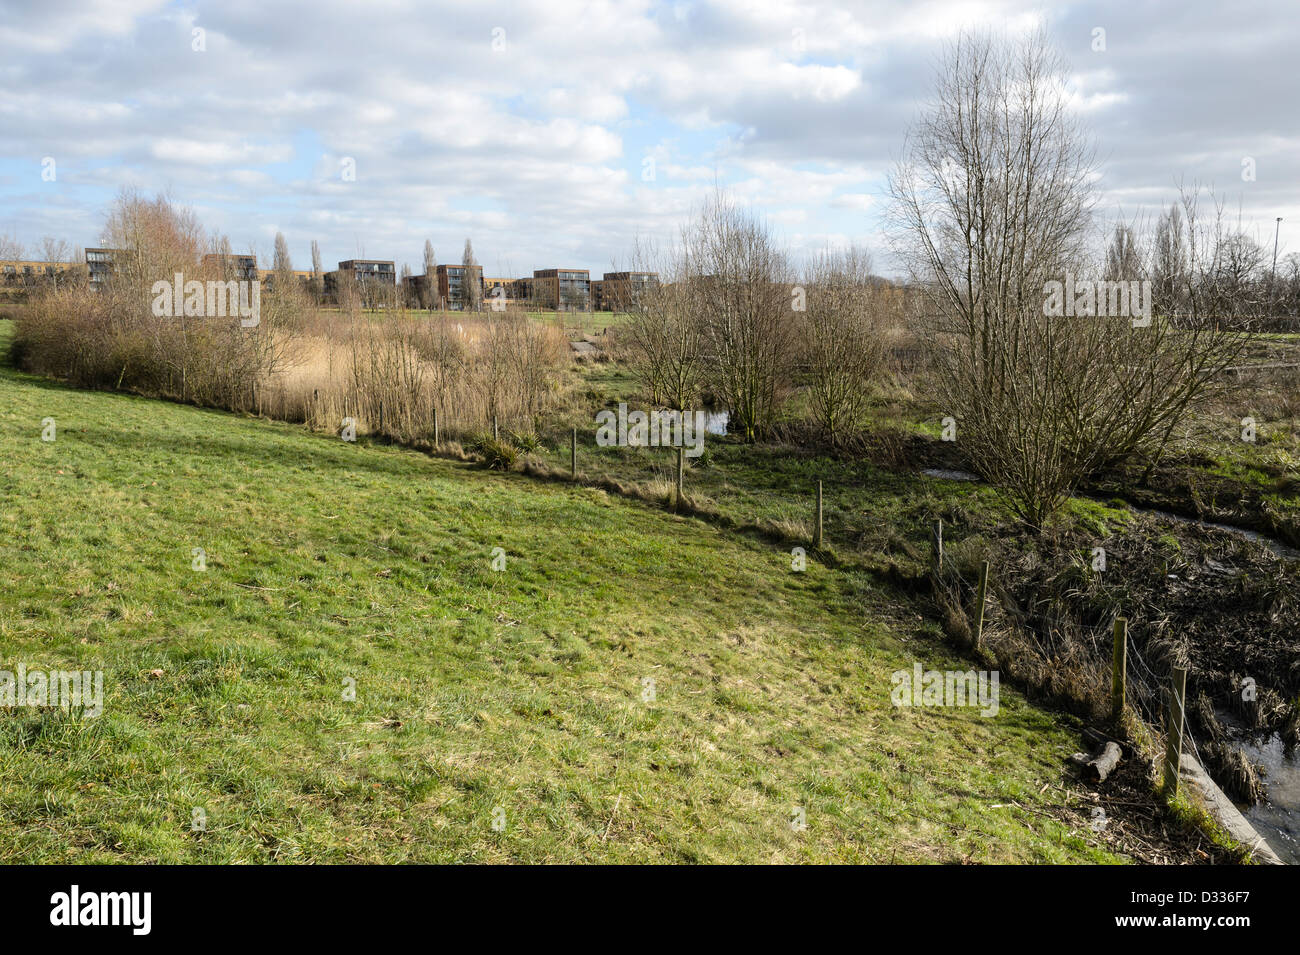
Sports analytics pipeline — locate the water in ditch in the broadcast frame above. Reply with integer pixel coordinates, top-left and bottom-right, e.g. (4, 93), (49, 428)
(921, 465), (1299, 860)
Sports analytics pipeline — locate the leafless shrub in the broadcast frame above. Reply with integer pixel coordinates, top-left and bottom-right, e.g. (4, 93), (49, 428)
(16, 191), (293, 408)
(799, 246), (888, 445)
(622, 240), (703, 410)
(683, 191), (798, 440)
(890, 29), (1242, 527)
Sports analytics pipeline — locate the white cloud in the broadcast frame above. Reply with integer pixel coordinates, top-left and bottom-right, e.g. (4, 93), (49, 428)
(0, 0), (1296, 275)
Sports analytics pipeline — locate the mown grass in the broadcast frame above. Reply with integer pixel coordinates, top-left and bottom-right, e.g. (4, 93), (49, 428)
(0, 324), (1121, 863)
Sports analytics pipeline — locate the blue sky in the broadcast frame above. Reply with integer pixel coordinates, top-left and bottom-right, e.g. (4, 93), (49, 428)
(1, 0), (1297, 277)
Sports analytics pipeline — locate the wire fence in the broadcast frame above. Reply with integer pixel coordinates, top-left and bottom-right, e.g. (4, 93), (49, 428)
(927, 519), (1206, 799)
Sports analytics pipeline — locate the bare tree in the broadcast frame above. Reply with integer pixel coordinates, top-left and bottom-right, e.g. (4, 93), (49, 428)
(1151, 203), (1187, 319)
(461, 239), (481, 311)
(423, 240), (437, 310)
(1104, 223), (1143, 282)
(683, 190), (796, 441)
(1279, 252), (1300, 317)
(1174, 182), (1228, 326)
(271, 231), (296, 299)
(399, 263), (413, 307)
(889, 30), (1240, 526)
(800, 246), (887, 445)
(0, 233), (22, 261)
(310, 239), (324, 303)
(40, 237), (71, 291)
(272, 232), (293, 273)
(624, 240), (703, 410)
(101, 187), (205, 297)
(1215, 231), (1267, 325)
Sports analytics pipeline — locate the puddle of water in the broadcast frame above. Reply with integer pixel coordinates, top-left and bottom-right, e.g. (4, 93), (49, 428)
(1144, 509), (1300, 561)
(1235, 733), (1300, 864)
(916, 465), (1299, 856)
(915, 466), (1300, 560)
(920, 467), (980, 482)
(1211, 709), (1299, 863)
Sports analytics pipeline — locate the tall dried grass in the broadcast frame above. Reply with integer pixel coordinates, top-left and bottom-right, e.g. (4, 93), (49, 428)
(15, 290), (569, 445)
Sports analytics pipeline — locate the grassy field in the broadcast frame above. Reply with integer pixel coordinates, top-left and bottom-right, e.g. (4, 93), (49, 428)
(0, 321), (1127, 863)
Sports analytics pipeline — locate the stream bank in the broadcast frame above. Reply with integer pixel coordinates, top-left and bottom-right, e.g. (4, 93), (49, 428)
(919, 466), (1300, 862)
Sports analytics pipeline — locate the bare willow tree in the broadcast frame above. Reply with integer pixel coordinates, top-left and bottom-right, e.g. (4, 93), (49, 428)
(889, 31), (1093, 524)
(684, 191), (796, 441)
(800, 246), (887, 445)
(623, 240), (703, 410)
(103, 187), (206, 298)
(889, 29), (1240, 526)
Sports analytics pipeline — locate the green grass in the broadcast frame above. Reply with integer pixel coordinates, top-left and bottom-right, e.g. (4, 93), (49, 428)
(0, 335), (1122, 862)
(536, 425), (1009, 579)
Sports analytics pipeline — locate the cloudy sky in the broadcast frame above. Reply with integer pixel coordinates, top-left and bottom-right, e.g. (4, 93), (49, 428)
(2, 0), (1297, 277)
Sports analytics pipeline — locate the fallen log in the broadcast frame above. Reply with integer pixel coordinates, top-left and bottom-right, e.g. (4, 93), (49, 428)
(1073, 741), (1123, 782)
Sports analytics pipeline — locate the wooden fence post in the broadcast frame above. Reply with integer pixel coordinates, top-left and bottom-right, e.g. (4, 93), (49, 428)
(931, 519), (943, 576)
(973, 560), (989, 650)
(1111, 617), (1128, 724)
(432, 407), (439, 447)
(571, 427), (578, 479)
(676, 446), (684, 512)
(1164, 666), (1188, 798)
(814, 481), (824, 548)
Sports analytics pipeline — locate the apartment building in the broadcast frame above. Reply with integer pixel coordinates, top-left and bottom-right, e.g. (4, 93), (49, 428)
(337, 259), (396, 285)
(324, 259), (396, 300)
(259, 268), (315, 298)
(532, 268), (590, 311)
(26, 236), (643, 313)
(483, 275), (529, 309)
(201, 253), (259, 281)
(595, 271), (658, 311)
(85, 248), (119, 290)
(512, 277), (535, 306)
(402, 272), (432, 305)
(0, 259), (77, 287)
(435, 263), (484, 309)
